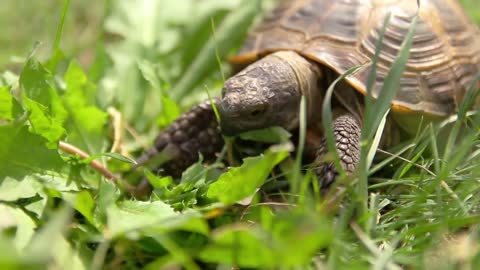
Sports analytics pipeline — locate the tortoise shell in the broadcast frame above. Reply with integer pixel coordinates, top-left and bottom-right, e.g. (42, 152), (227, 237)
(230, 0), (480, 116)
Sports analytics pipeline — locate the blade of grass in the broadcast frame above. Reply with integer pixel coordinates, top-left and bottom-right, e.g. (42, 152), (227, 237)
(441, 73), (480, 168)
(53, 0), (70, 52)
(358, 15), (418, 226)
(290, 96), (307, 196)
(46, 0), (70, 71)
(351, 222), (402, 270)
(211, 18), (226, 83)
(362, 16), (418, 139)
(368, 144), (415, 175)
(366, 109), (389, 169)
(321, 65), (364, 181)
(365, 14), (392, 119)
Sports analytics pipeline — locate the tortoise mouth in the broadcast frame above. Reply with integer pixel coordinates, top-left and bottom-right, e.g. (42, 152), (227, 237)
(218, 104), (272, 136)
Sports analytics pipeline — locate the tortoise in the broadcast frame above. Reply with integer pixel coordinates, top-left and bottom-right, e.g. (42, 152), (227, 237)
(135, 0), (480, 193)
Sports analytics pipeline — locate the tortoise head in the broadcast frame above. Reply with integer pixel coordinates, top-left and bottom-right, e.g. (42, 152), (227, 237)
(219, 51), (321, 136)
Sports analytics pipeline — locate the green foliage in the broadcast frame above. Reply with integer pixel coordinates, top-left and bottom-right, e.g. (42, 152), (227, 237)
(1, 0), (480, 269)
(20, 57), (68, 147)
(0, 86), (13, 120)
(207, 146), (289, 205)
(63, 60), (108, 154)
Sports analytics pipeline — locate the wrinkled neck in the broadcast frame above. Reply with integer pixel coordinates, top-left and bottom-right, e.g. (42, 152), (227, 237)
(271, 51), (323, 126)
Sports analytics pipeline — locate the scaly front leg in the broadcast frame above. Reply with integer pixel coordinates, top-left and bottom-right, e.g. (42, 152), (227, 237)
(133, 100), (223, 194)
(315, 113), (361, 189)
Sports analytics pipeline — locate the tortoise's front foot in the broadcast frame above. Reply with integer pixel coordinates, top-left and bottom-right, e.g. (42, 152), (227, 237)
(314, 114), (361, 190)
(133, 100), (223, 194)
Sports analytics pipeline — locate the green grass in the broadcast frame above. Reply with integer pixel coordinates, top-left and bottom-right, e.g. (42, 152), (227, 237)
(1, 0), (480, 269)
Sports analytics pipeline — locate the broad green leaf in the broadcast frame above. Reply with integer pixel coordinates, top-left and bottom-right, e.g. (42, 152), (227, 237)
(0, 125), (64, 180)
(239, 126), (292, 143)
(0, 204), (37, 251)
(63, 60), (107, 154)
(180, 156), (206, 187)
(199, 225), (276, 266)
(106, 200), (208, 236)
(207, 148), (288, 205)
(20, 58), (67, 146)
(95, 180), (121, 225)
(62, 190), (96, 227)
(0, 177), (43, 201)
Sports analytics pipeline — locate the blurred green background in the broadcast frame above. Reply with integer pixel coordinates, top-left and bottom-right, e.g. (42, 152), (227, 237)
(1, 0), (479, 71)
(0, 1), (104, 70)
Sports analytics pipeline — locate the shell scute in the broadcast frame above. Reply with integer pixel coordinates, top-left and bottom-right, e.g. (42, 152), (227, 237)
(233, 0), (480, 116)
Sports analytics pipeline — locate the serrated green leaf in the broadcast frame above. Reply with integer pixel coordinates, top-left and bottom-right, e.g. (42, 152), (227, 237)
(0, 177), (43, 201)
(62, 190), (96, 227)
(23, 98), (66, 147)
(144, 169), (173, 189)
(20, 58), (67, 146)
(96, 180), (121, 224)
(207, 148), (288, 205)
(0, 125), (64, 180)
